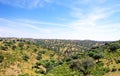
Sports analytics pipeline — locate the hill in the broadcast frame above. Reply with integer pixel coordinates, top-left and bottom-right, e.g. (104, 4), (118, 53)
(0, 38), (120, 76)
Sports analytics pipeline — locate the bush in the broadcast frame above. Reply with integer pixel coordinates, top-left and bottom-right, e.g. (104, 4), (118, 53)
(39, 50), (45, 54)
(93, 53), (103, 62)
(42, 60), (54, 73)
(118, 68), (120, 71)
(103, 67), (110, 73)
(71, 55), (79, 59)
(33, 48), (37, 52)
(35, 69), (46, 74)
(12, 45), (16, 50)
(97, 61), (104, 66)
(0, 54), (4, 63)
(111, 68), (117, 72)
(109, 43), (120, 52)
(58, 60), (63, 65)
(88, 51), (95, 57)
(36, 62), (41, 66)
(39, 69), (46, 74)
(22, 55), (29, 61)
(36, 55), (42, 60)
(65, 57), (72, 62)
(69, 60), (81, 70)
(18, 42), (24, 50)
(1, 46), (8, 51)
(115, 59), (120, 64)
(81, 58), (94, 75)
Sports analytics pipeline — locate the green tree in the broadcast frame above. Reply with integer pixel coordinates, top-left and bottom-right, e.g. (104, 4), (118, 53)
(0, 54), (4, 63)
(93, 53), (103, 62)
(33, 48), (37, 52)
(69, 58), (94, 76)
(36, 55), (42, 60)
(1, 46), (8, 51)
(18, 42), (24, 50)
(109, 43), (120, 52)
(22, 55), (29, 61)
(80, 58), (94, 76)
(12, 45), (16, 50)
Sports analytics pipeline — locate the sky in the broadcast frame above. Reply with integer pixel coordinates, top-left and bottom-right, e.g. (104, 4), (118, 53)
(0, 0), (120, 41)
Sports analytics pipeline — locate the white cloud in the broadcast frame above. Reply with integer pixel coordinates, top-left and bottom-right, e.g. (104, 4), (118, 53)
(0, 18), (70, 39)
(0, 16), (120, 41)
(0, 0), (120, 41)
(63, 1), (120, 41)
(0, 0), (52, 9)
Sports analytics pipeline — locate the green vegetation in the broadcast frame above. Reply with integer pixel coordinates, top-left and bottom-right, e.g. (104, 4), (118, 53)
(0, 54), (4, 63)
(0, 38), (120, 76)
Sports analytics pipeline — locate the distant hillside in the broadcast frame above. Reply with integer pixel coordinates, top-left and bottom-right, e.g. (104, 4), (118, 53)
(35, 39), (105, 54)
(0, 38), (119, 76)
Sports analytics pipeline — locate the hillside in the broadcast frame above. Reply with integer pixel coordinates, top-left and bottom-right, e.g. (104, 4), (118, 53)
(0, 38), (120, 76)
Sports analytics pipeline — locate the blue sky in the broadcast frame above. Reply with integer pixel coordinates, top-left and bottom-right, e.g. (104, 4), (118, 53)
(0, 0), (120, 41)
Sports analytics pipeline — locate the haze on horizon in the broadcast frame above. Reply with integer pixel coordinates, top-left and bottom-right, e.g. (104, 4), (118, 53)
(0, 0), (120, 41)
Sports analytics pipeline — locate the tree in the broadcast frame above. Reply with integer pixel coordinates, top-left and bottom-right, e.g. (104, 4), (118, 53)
(93, 53), (103, 62)
(12, 45), (16, 50)
(69, 60), (81, 70)
(69, 58), (94, 76)
(88, 51), (95, 57)
(1, 46), (8, 51)
(33, 48), (37, 52)
(36, 52), (42, 60)
(109, 43), (120, 52)
(0, 54), (4, 63)
(36, 55), (42, 60)
(43, 61), (54, 73)
(22, 55), (29, 61)
(18, 42), (24, 50)
(80, 58), (94, 76)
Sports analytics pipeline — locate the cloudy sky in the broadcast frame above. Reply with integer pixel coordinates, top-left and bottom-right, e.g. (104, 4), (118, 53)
(0, 0), (120, 41)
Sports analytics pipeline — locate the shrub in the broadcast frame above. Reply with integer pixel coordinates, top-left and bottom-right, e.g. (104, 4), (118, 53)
(12, 45), (16, 50)
(0, 54), (4, 63)
(118, 68), (120, 71)
(58, 60), (63, 65)
(88, 51), (95, 57)
(35, 69), (46, 74)
(33, 48), (37, 52)
(22, 55), (29, 61)
(65, 57), (72, 62)
(36, 62), (41, 66)
(103, 67), (110, 73)
(115, 59), (120, 64)
(42, 60), (54, 73)
(39, 50), (45, 54)
(69, 60), (81, 70)
(18, 42), (24, 50)
(1, 46), (8, 51)
(109, 43), (120, 52)
(81, 58), (94, 76)
(36, 55), (42, 60)
(71, 55), (79, 59)
(93, 53), (103, 62)
(97, 61), (104, 66)
(39, 69), (46, 74)
(111, 68), (117, 72)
